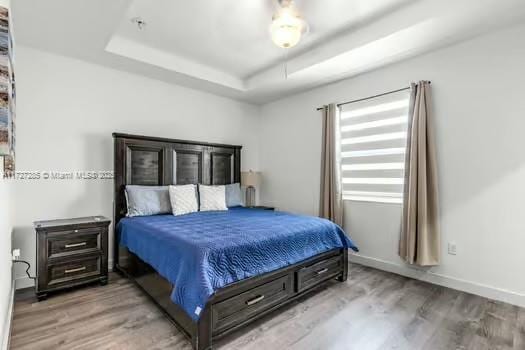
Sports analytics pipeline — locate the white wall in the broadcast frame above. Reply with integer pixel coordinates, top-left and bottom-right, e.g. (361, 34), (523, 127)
(0, 0), (14, 348)
(0, 172), (13, 350)
(259, 23), (525, 306)
(12, 46), (261, 288)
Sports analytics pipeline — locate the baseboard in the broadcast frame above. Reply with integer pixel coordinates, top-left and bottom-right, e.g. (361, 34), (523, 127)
(1, 284), (15, 350)
(14, 275), (34, 290)
(349, 254), (525, 308)
(13, 254), (524, 308)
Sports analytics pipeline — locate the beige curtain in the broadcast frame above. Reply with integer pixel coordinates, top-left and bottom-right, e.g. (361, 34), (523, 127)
(399, 81), (440, 266)
(319, 104), (343, 226)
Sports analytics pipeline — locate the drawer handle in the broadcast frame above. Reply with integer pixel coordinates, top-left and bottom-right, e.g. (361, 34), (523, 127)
(74, 230), (79, 233)
(245, 295), (265, 306)
(65, 266), (86, 274)
(65, 242), (87, 248)
(316, 268), (329, 275)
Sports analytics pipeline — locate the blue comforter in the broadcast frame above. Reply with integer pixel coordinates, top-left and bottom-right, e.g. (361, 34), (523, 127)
(117, 207), (358, 321)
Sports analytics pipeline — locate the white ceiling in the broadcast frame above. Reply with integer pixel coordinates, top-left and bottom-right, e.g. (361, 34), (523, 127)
(115, 0), (414, 79)
(12, 0), (525, 104)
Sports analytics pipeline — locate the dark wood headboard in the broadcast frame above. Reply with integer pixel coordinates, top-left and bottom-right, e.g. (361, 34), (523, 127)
(112, 133), (242, 268)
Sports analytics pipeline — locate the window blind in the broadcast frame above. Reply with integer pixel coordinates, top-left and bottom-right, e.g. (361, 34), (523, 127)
(339, 89), (410, 203)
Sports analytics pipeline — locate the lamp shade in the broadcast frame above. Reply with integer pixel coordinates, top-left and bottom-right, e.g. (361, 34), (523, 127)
(241, 171), (261, 187)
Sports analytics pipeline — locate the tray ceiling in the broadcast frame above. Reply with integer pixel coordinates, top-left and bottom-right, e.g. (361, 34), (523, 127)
(12, 0), (525, 104)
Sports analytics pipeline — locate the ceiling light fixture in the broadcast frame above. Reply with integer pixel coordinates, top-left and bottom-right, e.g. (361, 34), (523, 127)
(270, 0), (308, 49)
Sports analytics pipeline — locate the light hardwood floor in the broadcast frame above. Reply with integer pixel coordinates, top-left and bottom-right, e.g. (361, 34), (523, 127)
(10, 263), (525, 350)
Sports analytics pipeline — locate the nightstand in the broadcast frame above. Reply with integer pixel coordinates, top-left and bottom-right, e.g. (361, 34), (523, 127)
(34, 216), (111, 301)
(249, 206), (275, 211)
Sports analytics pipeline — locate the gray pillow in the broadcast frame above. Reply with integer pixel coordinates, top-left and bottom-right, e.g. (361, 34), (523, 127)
(125, 185), (172, 217)
(225, 183), (244, 207)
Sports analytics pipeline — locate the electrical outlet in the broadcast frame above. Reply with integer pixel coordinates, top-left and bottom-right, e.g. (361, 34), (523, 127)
(12, 248), (20, 260)
(447, 242), (457, 255)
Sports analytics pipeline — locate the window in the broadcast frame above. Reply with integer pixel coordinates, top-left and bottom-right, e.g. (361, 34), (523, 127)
(339, 89), (410, 204)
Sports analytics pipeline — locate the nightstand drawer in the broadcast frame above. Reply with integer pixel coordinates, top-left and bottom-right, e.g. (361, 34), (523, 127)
(48, 228), (101, 258)
(47, 255), (101, 287)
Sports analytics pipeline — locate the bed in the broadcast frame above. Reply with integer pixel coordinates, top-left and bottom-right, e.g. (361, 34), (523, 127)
(113, 133), (358, 350)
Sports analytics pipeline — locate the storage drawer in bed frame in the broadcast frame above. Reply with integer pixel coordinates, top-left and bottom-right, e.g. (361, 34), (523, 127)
(212, 273), (293, 334)
(120, 247), (348, 349)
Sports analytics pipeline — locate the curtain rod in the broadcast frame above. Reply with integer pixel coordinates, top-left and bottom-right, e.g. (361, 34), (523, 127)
(316, 82), (431, 111)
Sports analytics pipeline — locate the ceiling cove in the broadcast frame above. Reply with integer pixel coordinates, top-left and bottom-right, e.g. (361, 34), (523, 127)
(13, 0), (525, 103)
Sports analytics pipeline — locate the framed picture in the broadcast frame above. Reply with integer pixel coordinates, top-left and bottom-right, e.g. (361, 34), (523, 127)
(0, 5), (15, 173)
(3, 154), (13, 176)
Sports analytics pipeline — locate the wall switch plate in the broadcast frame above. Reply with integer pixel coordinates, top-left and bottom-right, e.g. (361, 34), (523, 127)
(447, 242), (457, 255)
(12, 248), (20, 260)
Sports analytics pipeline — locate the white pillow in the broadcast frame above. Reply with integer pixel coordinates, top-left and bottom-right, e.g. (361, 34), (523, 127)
(199, 185), (228, 212)
(168, 184), (199, 216)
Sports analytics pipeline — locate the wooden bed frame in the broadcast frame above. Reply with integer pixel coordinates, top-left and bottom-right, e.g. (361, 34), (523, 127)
(113, 133), (348, 350)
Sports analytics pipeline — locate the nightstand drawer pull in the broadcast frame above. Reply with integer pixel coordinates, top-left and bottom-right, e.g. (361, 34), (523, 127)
(316, 268), (329, 275)
(65, 266), (86, 274)
(65, 242), (87, 248)
(245, 295), (265, 306)
(74, 229), (79, 233)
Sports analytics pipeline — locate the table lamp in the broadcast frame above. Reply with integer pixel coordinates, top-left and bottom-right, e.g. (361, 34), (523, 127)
(241, 170), (261, 207)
